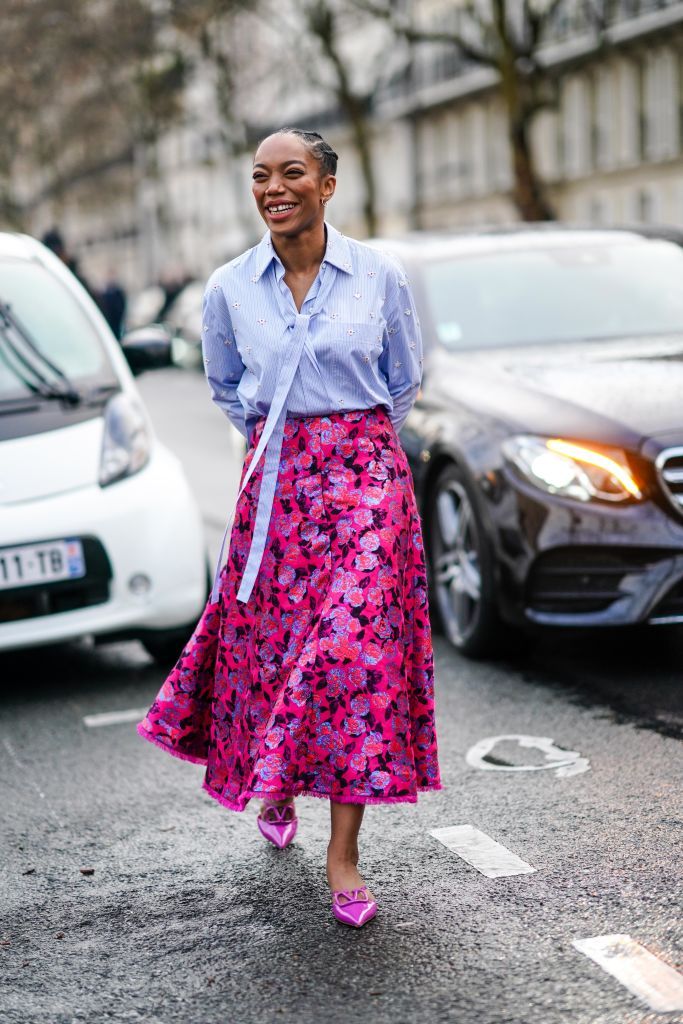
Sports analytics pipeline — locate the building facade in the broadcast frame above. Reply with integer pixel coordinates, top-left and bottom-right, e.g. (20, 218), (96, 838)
(16, 0), (683, 296)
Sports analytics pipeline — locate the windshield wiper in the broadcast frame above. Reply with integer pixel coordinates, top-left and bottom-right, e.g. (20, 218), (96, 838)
(0, 341), (46, 402)
(0, 298), (82, 404)
(83, 381), (120, 405)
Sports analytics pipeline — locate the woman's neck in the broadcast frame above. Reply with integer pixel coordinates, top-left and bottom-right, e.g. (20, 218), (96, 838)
(271, 221), (327, 276)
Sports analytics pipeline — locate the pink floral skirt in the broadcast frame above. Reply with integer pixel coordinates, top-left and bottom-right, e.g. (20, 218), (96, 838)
(137, 407), (441, 811)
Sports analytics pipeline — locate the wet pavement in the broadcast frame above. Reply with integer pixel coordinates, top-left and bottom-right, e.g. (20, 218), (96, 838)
(1, 368), (681, 1024)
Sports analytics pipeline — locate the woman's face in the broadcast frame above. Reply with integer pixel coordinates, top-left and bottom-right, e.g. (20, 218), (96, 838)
(252, 134), (335, 240)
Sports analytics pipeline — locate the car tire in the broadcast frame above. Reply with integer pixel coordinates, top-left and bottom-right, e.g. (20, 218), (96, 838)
(141, 626), (193, 667)
(141, 560), (211, 666)
(427, 461), (502, 659)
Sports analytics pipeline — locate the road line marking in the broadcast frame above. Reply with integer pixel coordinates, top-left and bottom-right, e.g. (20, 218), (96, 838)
(465, 734), (590, 777)
(2, 734), (95, 875)
(429, 824), (536, 878)
(83, 708), (148, 728)
(573, 934), (683, 1012)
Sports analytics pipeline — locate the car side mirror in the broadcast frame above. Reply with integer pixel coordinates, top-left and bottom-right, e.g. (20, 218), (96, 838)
(120, 325), (173, 375)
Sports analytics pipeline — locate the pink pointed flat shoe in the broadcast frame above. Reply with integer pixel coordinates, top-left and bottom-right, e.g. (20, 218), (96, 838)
(257, 803), (298, 849)
(331, 886), (377, 928)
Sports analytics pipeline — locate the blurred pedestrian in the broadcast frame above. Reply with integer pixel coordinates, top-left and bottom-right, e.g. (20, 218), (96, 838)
(99, 271), (127, 339)
(158, 267), (192, 320)
(41, 227), (96, 298)
(137, 128), (441, 928)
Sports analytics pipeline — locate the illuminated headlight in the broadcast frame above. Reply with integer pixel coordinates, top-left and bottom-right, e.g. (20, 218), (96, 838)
(502, 436), (642, 504)
(99, 393), (151, 486)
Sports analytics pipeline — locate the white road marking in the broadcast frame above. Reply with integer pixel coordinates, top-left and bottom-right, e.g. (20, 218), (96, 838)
(573, 934), (683, 1013)
(83, 708), (148, 728)
(429, 824), (536, 878)
(3, 736), (47, 800)
(465, 734), (591, 777)
(2, 735), (87, 874)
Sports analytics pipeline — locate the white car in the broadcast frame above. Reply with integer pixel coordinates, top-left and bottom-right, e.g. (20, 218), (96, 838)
(0, 233), (207, 662)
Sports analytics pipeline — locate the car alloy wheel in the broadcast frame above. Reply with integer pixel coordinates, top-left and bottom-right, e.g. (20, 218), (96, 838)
(429, 463), (499, 657)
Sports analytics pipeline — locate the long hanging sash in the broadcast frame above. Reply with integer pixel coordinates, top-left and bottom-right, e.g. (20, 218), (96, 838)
(210, 262), (336, 604)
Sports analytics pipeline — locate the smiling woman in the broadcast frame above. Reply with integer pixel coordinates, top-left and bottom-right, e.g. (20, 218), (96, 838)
(137, 127), (441, 929)
(250, 129), (337, 310)
(252, 128), (336, 232)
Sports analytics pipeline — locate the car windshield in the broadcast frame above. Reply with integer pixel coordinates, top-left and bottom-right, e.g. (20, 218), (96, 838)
(0, 259), (114, 400)
(421, 238), (683, 350)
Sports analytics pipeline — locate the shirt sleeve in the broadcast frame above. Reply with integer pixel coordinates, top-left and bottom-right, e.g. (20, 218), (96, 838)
(379, 257), (423, 433)
(201, 272), (248, 439)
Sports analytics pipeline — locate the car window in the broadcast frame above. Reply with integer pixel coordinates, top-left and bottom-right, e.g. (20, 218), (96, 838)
(0, 259), (115, 399)
(422, 239), (683, 350)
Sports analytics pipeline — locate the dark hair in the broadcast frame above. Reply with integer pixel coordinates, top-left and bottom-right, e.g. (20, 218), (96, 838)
(271, 127), (338, 176)
(42, 228), (66, 254)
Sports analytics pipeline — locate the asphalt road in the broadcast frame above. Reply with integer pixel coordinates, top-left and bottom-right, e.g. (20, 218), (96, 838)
(1, 367), (681, 1024)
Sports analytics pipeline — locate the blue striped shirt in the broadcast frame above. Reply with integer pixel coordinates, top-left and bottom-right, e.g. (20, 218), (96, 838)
(202, 223), (423, 604)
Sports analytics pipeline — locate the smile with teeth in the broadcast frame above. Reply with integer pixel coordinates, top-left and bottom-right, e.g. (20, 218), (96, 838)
(267, 203), (297, 213)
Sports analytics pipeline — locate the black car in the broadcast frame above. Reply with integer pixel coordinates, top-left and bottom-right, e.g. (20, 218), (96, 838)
(376, 226), (683, 657)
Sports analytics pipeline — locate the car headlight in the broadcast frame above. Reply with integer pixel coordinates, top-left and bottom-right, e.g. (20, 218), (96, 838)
(502, 435), (642, 503)
(99, 393), (151, 486)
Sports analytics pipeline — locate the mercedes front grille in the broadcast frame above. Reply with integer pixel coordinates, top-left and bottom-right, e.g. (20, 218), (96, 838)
(656, 446), (683, 514)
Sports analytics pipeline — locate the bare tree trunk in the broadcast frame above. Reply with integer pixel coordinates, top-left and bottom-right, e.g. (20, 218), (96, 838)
(493, 1), (555, 222)
(306, 1), (378, 237)
(343, 95), (378, 237)
(509, 115), (555, 221)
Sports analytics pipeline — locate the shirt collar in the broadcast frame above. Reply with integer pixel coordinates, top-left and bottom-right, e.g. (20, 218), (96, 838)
(250, 222), (354, 281)
(323, 224), (354, 275)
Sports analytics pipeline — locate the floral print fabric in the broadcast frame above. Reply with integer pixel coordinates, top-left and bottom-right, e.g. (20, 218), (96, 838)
(137, 407), (441, 811)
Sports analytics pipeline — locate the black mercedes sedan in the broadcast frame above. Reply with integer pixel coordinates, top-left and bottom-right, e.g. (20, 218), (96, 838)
(378, 227), (683, 657)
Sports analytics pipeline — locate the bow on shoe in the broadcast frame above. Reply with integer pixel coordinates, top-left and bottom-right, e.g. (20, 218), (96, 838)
(257, 802), (298, 849)
(261, 804), (296, 824)
(331, 886), (378, 928)
(333, 887), (370, 906)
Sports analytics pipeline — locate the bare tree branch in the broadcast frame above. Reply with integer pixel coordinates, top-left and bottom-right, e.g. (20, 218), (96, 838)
(301, 0), (378, 235)
(351, 0), (497, 67)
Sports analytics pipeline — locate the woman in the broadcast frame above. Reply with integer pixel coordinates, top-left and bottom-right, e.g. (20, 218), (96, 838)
(138, 127), (440, 928)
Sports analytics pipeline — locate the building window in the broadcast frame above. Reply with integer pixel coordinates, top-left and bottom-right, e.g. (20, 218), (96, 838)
(443, 110), (463, 199)
(417, 115), (452, 204)
(457, 110), (473, 196)
(615, 57), (641, 166)
(562, 74), (592, 178)
(642, 49), (678, 161)
(470, 105), (488, 194)
(593, 66), (615, 170)
(636, 188), (656, 223)
(588, 195), (604, 224)
(490, 101), (512, 190)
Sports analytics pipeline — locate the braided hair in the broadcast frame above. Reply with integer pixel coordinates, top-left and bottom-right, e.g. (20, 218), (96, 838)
(272, 127), (338, 176)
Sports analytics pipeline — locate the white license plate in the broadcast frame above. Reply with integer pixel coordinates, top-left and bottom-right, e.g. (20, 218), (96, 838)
(0, 539), (86, 590)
